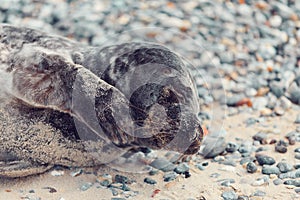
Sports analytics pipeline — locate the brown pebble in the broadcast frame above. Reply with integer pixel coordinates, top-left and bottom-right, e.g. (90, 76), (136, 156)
(269, 139), (277, 144)
(43, 187), (57, 193)
(275, 145), (287, 153)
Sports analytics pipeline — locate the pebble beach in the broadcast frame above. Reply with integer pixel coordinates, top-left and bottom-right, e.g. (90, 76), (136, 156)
(1, 0), (300, 199)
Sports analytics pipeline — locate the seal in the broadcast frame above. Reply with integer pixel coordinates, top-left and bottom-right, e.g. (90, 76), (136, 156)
(0, 24), (204, 177)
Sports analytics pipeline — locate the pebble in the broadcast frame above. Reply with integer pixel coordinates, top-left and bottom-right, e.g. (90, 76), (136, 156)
(277, 162), (293, 173)
(226, 142), (239, 153)
(97, 174), (112, 187)
(255, 154), (276, 165)
(201, 136), (227, 158)
(273, 179), (283, 185)
(195, 162), (208, 171)
(275, 144), (288, 153)
(251, 190), (266, 197)
(70, 169), (82, 177)
(80, 182), (93, 191)
(174, 163), (190, 174)
(278, 169), (300, 179)
(284, 180), (300, 187)
(262, 166), (280, 175)
(50, 170), (64, 177)
(295, 153), (300, 160)
(219, 179), (235, 187)
(163, 172), (178, 182)
(150, 158), (176, 172)
(246, 162), (257, 173)
(295, 114), (300, 124)
(251, 176), (269, 186)
(221, 190), (238, 200)
(237, 196), (249, 200)
(252, 132), (268, 144)
(114, 175), (129, 184)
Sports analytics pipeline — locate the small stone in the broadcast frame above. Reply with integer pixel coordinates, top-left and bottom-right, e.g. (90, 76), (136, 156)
(149, 169), (159, 176)
(295, 153), (300, 160)
(252, 132), (268, 144)
(174, 163), (190, 174)
(221, 190), (238, 200)
(163, 171), (177, 182)
(273, 178), (283, 185)
(275, 145), (288, 153)
(50, 170), (64, 176)
(255, 154), (276, 165)
(269, 15), (282, 27)
(97, 174), (112, 187)
(251, 190), (266, 197)
(220, 179), (235, 187)
(295, 188), (300, 193)
(294, 164), (300, 169)
(295, 148), (300, 153)
(202, 136), (227, 158)
(284, 180), (300, 187)
(295, 114), (300, 124)
(252, 176), (269, 186)
(262, 166), (280, 175)
(115, 175), (129, 184)
(277, 162), (293, 173)
(80, 182), (93, 191)
(237, 196), (249, 200)
(247, 162), (257, 173)
(278, 169), (300, 179)
(150, 158), (176, 172)
(226, 142), (239, 153)
(70, 169), (82, 177)
(195, 161), (209, 171)
(210, 173), (220, 178)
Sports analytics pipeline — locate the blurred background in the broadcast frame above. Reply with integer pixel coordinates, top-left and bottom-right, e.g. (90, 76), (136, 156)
(1, 0), (300, 121)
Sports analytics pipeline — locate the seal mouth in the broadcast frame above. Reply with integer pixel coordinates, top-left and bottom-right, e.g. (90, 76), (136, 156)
(183, 124), (204, 155)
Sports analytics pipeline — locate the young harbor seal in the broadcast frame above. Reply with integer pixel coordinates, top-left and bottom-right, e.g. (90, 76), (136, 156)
(0, 24), (204, 177)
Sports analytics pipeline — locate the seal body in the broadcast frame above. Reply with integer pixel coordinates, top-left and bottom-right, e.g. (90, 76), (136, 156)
(0, 24), (203, 177)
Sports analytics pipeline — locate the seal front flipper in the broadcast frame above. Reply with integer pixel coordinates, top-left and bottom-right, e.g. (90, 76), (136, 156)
(0, 158), (52, 178)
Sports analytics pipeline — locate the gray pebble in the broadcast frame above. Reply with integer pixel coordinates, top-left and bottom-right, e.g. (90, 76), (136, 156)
(174, 163), (190, 174)
(237, 196), (249, 200)
(150, 158), (176, 172)
(295, 114), (300, 124)
(219, 179), (235, 187)
(277, 162), (293, 173)
(221, 190), (238, 200)
(278, 169), (300, 179)
(251, 190), (266, 197)
(255, 154), (276, 165)
(273, 178), (283, 185)
(246, 162), (257, 173)
(284, 180), (300, 187)
(295, 153), (300, 160)
(226, 142), (239, 153)
(294, 163), (300, 169)
(252, 132), (267, 144)
(262, 166), (280, 175)
(80, 182), (93, 191)
(114, 175), (129, 184)
(275, 144), (288, 153)
(163, 171), (178, 182)
(144, 177), (157, 185)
